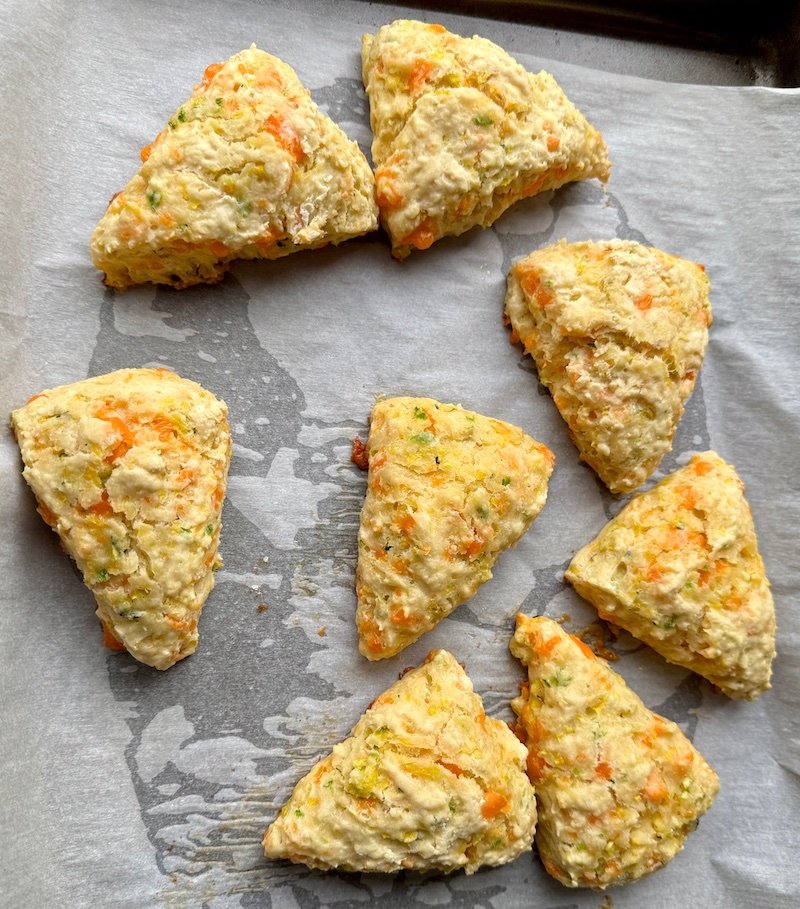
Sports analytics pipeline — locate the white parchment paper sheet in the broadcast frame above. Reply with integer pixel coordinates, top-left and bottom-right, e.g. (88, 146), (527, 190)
(1, 2), (798, 907)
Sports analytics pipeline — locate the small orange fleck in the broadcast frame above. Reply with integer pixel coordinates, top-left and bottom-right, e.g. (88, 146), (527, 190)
(140, 143), (154, 163)
(351, 437), (369, 469)
(481, 789), (508, 819)
(257, 603), (268, 613)
(317, 626), (327, 637)
(546, 135), (560, 151)
(571, 635), (596, 660)
(596, 761), (613, 780)
(635, 293), (654, 311)
(202, 62), (224, 87)
(692, 458), (713, 476)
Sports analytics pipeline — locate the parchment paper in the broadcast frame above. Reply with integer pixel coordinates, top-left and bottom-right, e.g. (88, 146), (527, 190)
(1, 1), (798, 907)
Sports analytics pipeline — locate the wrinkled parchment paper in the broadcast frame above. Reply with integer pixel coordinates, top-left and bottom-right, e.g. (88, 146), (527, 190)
(1, 1), (798, 907)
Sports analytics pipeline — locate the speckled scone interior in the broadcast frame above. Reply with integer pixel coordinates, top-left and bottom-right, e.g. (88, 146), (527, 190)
(510, 615), (719, 889)
(355, 396), (554, 659)
(565, 451), (776, 699)
(91, 46), (377, 289)
(264, 649), (537, 873)
(10, 368), (231, 669)
(362, 19), (610, 258)
(505, 238), (711, 494)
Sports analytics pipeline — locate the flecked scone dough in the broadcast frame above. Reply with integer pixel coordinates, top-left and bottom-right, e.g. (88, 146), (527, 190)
(566, 452), (776, 699)
(91, 46), (377, 289)
(505, 239), (711, 494)
(264, 649), (537, 873)
(362, 20), (610, 258)
(10, 368), (231, 669)
(356, 397), (554, 659)
(510, 615), (719, 889)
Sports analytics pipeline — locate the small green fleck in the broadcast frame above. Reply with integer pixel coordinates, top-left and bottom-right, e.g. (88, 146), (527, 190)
(146, 188), (162, 210)
(205, 524), (214, 535)
(465, 414), (475, 422)
(177, 108), (186, 122)
(374, 726), (390, 736)
(545, 669), (573, 688)
(294, 809), (304, 817)
(413, 406), (428, 419)
(180, 527), (192, 535)
(168, 119), (177, 130)
(96, 568), (109, 582)
(664, 615), (678, 630)
(474, 114), (493, 126)
(684, 581), (694, 590)
(490, 837), (504, 849)
(501, 476), (511, 486)
(476, 506), (489, 519)
(448, 798), (457, 813)
(323, 779), (334, 790)
(410, 432), (435, 444)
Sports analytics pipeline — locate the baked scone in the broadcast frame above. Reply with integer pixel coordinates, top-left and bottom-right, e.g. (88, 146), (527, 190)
(10, 368), (231, 669)
(264, 649), (537, 873)
(510, 614), (719, 889)
(91, 46), (378, 289)
(362, 19), (610, 258)
(565, 451), (776, 699)
(505, 239), (711, 494)
(355, 397), (554, 659)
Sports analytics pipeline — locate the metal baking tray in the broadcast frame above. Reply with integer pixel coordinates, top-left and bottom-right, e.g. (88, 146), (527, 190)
(373, 0), (800, 85)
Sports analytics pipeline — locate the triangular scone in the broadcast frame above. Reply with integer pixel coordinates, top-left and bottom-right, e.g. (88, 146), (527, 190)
(264, 649), (537, 873)
(355, 397), (554, 659)
(91, 46), (378, 289)
(362, 19), (610, 259)
(510, 615), (719, 889)
(10, 368), (231, 669)
(565, 452), (776, 699)
(505, 239), (711, 494)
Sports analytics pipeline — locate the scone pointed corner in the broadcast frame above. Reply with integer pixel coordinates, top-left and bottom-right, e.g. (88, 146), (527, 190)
(263, 649), (537, 874)
(354, 396), (554, 660)
(510, 614), (719, 889)
(362, 19), (610, 258)
(565, 451), (776, 700)
(10, 367), (232, 669)
(505, 239), (711, 494)
(91, 47), (377, 290)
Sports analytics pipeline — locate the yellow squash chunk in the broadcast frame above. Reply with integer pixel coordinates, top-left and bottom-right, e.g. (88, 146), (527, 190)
(565, 451), (776, 699)
(510, 615), (719, 889)
(91, 46), (378, 289)
(355, 396), (554, 660)
(505, 239), (712, 494)
(362, 19), (610, 258)
(264, 649), (537, 873)
(10, 368), (231, 669)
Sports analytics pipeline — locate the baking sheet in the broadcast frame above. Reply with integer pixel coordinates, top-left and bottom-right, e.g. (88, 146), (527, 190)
(1, 1), (799, 907)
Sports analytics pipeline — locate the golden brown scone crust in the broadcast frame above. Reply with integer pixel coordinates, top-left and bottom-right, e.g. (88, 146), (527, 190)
(10, 368), (231, 669)
(362, 19), (610, 258)
(91, 46), (377, 289)
(505, 239), (711, 494)
(356, 397), (554, 659)
(510, 615), (719, 889)
(264, 649), (537, 874)
(566, 451), (776, 699)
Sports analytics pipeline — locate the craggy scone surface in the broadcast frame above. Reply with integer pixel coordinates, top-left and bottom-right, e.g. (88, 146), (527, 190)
(10, 368), (231, 669)
(91, 46), (377, 289)
(356, 397), (554, 659)
(264, 649), (537, 873)
(510, 615), (719, 889)
(362, 19), (610, 258)
(566, 451), (776, 699)
(505, 239), (711, 494)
